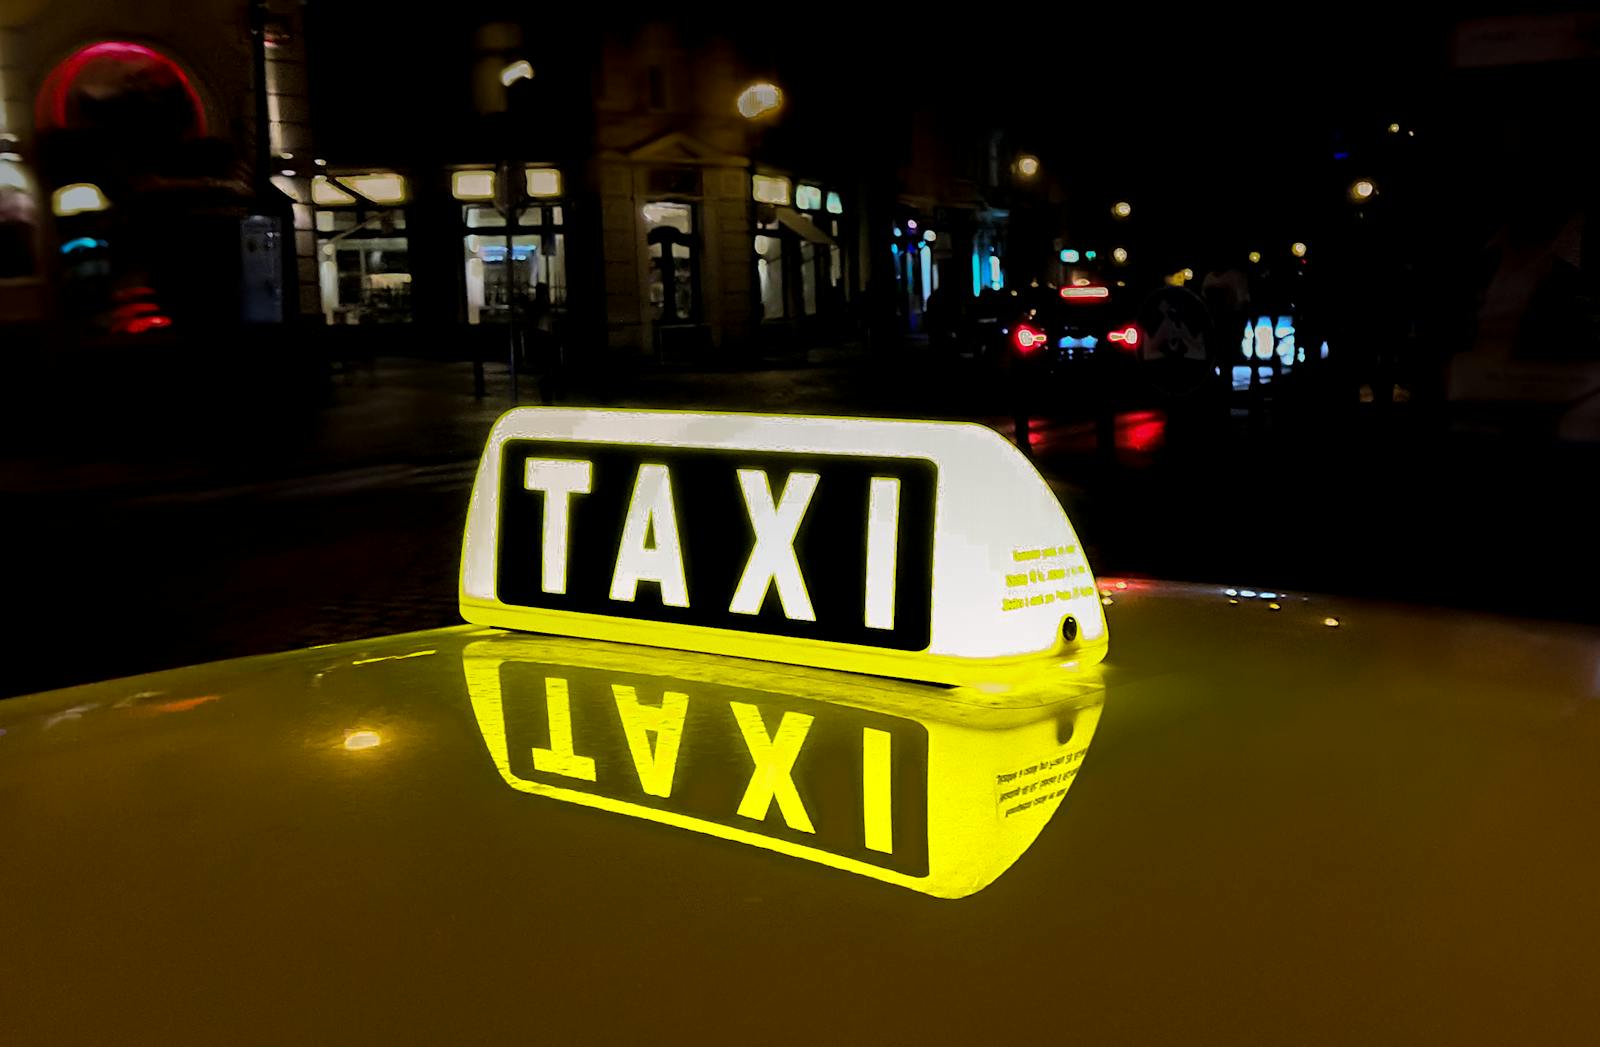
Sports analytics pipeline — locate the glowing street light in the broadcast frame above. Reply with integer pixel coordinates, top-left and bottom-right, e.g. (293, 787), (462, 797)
(1387, 122), (1400, 133)
(737, 81), (783, 120)
(1350, 178), (1376, 202)
(1112, 200), (1132, 218)
(1014, 154), (1040, 179)
(1248, 251), (1262, 264)
(1112, 247), (1128, 264)
(499, 59), (534, 87)
(1291, 242), (1308, 258)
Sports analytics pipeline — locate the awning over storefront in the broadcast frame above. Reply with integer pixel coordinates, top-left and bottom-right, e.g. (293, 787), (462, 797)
(776, 207), (833, 245)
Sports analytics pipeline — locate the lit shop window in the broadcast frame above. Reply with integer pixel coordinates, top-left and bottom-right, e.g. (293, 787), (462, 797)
(314, 175), (412, 323)
(314, 172), (408, 207)
(794, 184), (822, 211)
(525, 168), (561, 198)
(751, 174), (790, 206)
(452, 170), (495, 201)
(51, 182), (109, 217)
(450, 167), (561, 203)
(462, 204), (566, 324)
(755, 230), (785, 320)
(644, 201), (697, 323)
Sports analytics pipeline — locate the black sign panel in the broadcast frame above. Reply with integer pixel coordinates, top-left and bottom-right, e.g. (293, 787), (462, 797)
(496, 662), (931, 875)
(496, 442), (937, 651)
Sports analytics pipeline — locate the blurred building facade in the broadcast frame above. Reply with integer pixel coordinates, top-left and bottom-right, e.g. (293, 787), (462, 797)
(0, 8), (1041, 359)
(0, 0), (306, 333)
(292, 18), (883, 361)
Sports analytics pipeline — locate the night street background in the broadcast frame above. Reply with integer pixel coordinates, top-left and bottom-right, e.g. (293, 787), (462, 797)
(5, 345), (1594, 699)
(4, 7), (1599, 696)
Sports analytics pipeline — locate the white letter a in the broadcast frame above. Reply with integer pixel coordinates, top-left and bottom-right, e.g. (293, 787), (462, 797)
(610, 464), (689, 607)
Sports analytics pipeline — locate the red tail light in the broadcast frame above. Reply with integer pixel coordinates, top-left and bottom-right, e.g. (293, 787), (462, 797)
(1107, 325), (1140, 349)
(1013, 324), (1047, 353)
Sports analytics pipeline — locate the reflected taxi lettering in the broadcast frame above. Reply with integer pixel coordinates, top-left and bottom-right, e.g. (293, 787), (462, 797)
(498, 443), (937, 651)
(490, 661), (929, 874)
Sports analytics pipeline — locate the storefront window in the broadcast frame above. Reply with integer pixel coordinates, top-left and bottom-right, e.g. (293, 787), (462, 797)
(756, 232), (785, 320)
(752, 175), (790, 206)
(644, 201), (696, 323)
(0, 142), (41, 279)
(314, 207), (411, 323)
(461, 203), (566, 324)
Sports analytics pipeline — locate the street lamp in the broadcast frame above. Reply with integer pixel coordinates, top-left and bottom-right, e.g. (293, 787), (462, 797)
(1111, 200), (1132, 219)
(1112, 247), (1128, 264)
(500, 59), (533, 86)
(1248, 250), (1262, 264)
(1291, 242), (1308, 258)
(1349, 178), (1375, 202)
(1014, 154), (1040, 179)
(737, 81), (783, 120)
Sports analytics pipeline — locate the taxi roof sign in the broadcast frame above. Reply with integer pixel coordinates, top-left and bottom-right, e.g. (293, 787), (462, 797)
(460, 408), (1107, 684)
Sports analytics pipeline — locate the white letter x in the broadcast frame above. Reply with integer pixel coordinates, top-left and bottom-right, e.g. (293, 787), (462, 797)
(729, 469), (819, 621)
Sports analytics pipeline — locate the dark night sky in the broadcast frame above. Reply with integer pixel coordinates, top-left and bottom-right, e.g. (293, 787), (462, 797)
(304, 6), (1587, 262)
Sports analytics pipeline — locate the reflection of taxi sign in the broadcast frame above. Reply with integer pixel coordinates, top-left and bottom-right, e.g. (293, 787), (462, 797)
(460, 409), (1107, 684)
(463, 635), (1104, 897)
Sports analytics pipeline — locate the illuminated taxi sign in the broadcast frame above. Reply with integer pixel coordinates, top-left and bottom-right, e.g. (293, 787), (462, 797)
(460, 409), (1107, 684)
(462, 635), (1104, 897)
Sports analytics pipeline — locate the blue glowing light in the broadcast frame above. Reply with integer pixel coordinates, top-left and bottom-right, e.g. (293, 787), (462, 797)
(480, 244), (536, 261)
(891, 243), (900, 257)
(1061, 249), (1080, 263)
(1085, 250), (1097, 261)
(971, 250), (983, 297)
(1058, 335), (1100, 349)
(60, 237), (106, 254)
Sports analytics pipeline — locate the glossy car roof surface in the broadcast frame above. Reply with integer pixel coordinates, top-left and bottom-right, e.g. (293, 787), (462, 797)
(2, 580), (1597, 1044)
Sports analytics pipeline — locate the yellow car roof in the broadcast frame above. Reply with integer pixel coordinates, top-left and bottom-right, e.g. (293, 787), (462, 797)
(2, 580), (1597, 1043)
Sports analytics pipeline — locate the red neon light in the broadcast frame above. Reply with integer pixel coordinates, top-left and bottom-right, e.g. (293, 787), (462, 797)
(1107, 325), (1141, 348)
(1060, 286), (1110, 300)
(1013, 324), (1047, 352)
(36, 42), (207, 136)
